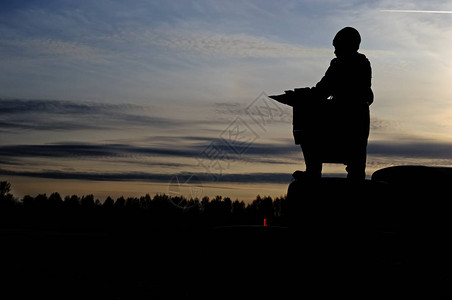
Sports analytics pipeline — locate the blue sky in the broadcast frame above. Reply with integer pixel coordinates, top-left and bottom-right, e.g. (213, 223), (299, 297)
(1, 0), (451, 201)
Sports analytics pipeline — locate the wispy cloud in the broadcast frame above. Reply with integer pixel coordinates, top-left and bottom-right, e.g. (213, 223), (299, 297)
(0, 167), (293, 184)
(0, 139), (297, 161)
(0, 136), (449, 167)
(381, 10), (452, 14)
(0, 99), (187, 132)
(0, 38), (109, 63)
(368, 140), (452, 159)
(139, 29), (330, 59)
(0, 98), (139, 114)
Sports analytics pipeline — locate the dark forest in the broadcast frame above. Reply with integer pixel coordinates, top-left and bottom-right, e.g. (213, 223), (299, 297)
(0, 180), (288, 232)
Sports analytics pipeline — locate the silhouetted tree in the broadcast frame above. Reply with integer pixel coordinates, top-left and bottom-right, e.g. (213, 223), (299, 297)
(260, 196), (274, 223)
(200, 196), (210, 213)
(103, 196), (114, 209)
(223, 197), (232, 211)
(149, 194), (183, 229)
(34, 194), (48, 208)
(114, 196), (125, 209)
(272, 196), (284, 217)
(139, 194), (152, 210)
(48, 192), (63, 208)
(22, 195), (35, 208)
(232, 200), (246, 224)
(125, 197), (140, 210)
(0, 181), (11, 198)
(1, 187), (290, 231)
(65, 195), (80, 209)
(272, 195), (288, 226)
(201, 195), (232, 226)
(183, 198), (201, 228)
(247, 195), (275, 225)
(81, 194), (95, 210)
(0, 181), (16, 207)
(171, 195), (188, 208)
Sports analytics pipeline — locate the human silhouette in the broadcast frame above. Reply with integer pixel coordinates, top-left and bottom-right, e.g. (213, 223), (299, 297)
(270, 27), (373, 180)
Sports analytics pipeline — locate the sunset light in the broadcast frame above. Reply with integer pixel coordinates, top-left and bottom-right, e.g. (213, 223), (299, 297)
(1, 0), (451, 202)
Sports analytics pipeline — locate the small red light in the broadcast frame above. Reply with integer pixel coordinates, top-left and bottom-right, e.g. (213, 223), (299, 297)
(263, 218), (268, 227)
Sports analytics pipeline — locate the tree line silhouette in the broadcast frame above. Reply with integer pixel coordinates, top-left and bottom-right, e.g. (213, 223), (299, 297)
(0, 180), (288, 232)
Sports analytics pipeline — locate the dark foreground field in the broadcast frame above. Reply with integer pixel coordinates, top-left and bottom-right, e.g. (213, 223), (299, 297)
(2, 166), (452, 299)
(3, 227), (293, 299)
(2, 218), (451, 299)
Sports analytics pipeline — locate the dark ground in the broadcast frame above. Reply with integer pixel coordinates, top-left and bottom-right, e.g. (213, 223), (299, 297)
(2, 168), (452, 299)
(2, 227), (292, 299)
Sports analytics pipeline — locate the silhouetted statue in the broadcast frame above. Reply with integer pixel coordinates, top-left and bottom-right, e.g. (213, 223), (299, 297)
(270, 27), (373, 180)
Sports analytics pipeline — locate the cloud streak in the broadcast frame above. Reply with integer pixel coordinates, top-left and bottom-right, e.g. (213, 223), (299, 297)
(0, 99), (187, 132)
(0, 38), (109, 63)
(0, 139), (299, 162)
(0, 168), (293, 184)
(368, 140), (452, 159)
(381, 10), (452, 14)
(0, 137), (449, 167)
(140, 29), (330, 59)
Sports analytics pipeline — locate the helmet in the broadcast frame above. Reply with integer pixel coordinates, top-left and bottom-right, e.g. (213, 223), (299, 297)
(333, 27), (361, 51)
